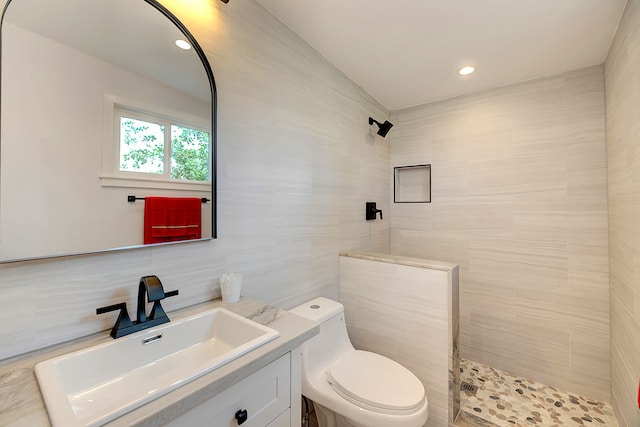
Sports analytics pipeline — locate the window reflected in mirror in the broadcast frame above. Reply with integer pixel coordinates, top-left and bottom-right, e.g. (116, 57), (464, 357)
(116, 107), (210, 182)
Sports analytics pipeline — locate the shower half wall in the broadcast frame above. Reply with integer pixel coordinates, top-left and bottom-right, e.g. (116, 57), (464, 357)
(388, 65), (610, 402)
(339, 251), (459, 427)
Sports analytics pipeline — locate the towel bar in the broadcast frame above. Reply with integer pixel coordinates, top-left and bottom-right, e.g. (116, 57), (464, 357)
(128, 196), (210, 203)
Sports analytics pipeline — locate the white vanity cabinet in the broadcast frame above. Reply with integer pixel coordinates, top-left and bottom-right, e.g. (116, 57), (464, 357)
(164, 349), (302, 427)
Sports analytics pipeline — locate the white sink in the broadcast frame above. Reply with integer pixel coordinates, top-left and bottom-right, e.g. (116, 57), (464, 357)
(35, 307), (280, 427)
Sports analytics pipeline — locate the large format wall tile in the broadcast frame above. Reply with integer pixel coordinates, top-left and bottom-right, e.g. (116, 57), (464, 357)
(390, 65), (611, 402)
(605, 0), (640, 425)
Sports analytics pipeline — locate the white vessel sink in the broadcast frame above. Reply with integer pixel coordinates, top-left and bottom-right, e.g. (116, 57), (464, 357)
(35, 307), (280, 427)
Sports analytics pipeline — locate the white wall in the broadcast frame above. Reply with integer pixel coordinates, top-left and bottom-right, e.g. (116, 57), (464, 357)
(0, 21), (211, 260)
(605, 0), (640, 425)
(389, 66), (611, 401)
(0, 0), (390, 360)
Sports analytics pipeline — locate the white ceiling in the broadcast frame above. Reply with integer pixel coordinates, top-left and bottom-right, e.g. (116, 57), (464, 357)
(4, 0), (210, 101)
(255, 0), (628, 111)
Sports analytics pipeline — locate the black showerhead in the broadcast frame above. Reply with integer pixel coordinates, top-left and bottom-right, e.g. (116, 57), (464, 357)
(368, 117), (394, 137)
(376, 120), (393, 137)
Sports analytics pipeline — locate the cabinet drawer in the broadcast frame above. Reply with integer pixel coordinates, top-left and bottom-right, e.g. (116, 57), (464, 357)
(266, 409), (290, 427)
(165, 353), (291, 427)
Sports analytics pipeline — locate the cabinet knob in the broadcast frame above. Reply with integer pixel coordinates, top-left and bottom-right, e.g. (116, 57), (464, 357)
(235, 409), (248, 425)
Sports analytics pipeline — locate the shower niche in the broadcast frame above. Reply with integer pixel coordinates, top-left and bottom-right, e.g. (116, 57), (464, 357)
(394, 164), (431, 203)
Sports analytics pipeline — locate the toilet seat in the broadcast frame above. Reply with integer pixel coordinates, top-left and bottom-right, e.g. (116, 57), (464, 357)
(326, 350), (425, 415)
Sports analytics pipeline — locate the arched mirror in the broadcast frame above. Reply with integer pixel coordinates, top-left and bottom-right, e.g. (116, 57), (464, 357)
(0, 0), (217, 262)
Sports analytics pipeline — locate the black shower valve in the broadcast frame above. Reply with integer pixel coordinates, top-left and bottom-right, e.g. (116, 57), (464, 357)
(366, 202), (383, 220)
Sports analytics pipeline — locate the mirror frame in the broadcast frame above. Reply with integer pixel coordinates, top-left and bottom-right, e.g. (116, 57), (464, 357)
(0, 0), (217, 262)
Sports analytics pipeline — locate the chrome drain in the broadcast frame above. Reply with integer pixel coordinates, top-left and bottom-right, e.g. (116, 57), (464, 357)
(460, 381), (478, 395)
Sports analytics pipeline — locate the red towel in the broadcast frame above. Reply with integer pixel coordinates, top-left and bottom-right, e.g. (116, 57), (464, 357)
(143, 197), (202, 244)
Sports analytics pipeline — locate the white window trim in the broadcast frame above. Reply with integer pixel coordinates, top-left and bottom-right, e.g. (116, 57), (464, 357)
(100, 94), (211, 191)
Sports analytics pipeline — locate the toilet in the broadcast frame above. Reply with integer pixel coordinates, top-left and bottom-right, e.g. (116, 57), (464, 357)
(290, 297), (429, 427)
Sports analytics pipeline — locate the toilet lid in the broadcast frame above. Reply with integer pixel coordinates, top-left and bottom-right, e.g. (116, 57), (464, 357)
(327, 351), (425, 412)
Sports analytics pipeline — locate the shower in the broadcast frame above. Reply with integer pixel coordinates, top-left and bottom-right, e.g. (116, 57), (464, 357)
(369, 117), (394, 137)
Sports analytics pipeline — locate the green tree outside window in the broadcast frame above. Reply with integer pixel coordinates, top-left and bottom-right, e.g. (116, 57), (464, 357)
(119, 116), (209, 181)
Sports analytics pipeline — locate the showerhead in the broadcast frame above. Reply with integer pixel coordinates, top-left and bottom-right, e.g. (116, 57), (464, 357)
(368, 117), (394, 137)
(376, 120), (393, 137)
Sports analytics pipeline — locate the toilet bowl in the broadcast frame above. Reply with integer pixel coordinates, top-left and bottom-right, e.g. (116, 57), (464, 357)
(290, 297), (429, 427)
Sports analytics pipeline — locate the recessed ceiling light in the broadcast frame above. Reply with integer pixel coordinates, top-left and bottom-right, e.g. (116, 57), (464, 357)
(175, 39), (191, 50)
(458, 66), (475, 76)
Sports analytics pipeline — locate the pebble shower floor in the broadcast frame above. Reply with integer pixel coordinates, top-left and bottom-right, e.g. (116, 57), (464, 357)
(456, 359), (618, 427)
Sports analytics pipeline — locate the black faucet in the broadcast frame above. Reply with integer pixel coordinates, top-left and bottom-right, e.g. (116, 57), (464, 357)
(96, 275), (179, 339)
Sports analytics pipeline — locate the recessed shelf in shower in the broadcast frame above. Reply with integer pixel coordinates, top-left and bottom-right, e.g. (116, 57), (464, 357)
(394, 164), (431, 203)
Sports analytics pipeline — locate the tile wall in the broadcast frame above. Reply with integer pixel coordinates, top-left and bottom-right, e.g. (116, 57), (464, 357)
(339, 252), (459, 427)
(0, 0), (390, 361)
(389, 66), (611, 401)
(605, 0), (640, 425)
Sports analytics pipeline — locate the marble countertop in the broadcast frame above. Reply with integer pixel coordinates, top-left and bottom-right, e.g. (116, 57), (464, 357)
(340, 251), (458, 271)
(0, 297), (319, 427)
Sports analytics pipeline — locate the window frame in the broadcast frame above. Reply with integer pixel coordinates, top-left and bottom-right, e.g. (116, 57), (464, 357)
(100, 96), (212, 191)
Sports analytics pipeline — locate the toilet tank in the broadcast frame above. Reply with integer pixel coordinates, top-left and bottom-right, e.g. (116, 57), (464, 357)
(289, 297), (354, 375)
